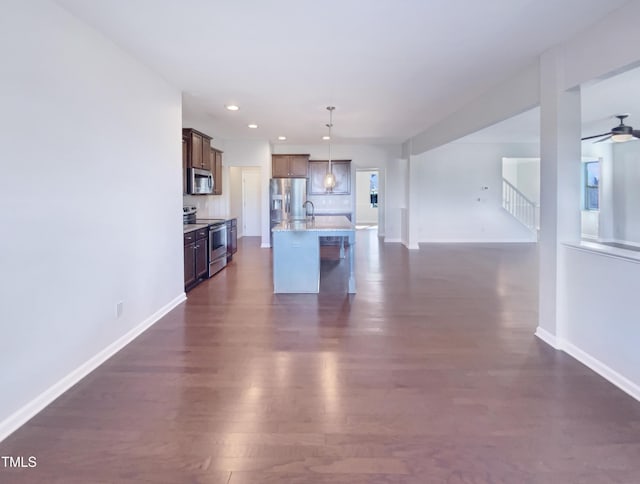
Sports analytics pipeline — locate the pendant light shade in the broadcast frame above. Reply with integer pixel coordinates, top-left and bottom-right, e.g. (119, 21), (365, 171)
(324, 106), (336, 191)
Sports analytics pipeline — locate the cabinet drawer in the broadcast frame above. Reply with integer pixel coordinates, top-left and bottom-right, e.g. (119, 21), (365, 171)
(184, 231), (196, 245)
(196, 228), (208, 240)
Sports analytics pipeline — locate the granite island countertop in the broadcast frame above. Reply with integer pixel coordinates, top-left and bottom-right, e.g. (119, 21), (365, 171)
(272, 215), (354, 232)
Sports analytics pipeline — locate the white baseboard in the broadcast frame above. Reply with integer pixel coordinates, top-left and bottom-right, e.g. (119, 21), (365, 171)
(420, 238), (537, 244)
(260, 242), (271, 248)
(384, 238), (402, 243)
(535, 326), (640, 403)
(0, 292), (187, 443)
(534, 326), (560, 349)
(402, 241), (419, 250)
(561, 340), (640, 403)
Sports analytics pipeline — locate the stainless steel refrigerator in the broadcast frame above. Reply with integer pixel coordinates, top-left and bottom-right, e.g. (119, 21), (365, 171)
(270, 178), (307, 242)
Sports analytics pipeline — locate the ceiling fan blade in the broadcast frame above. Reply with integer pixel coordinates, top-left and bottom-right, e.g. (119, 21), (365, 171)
(594, 135), (612, 143)
(633, 130), (640, 139)
(581, 132), (611, 141)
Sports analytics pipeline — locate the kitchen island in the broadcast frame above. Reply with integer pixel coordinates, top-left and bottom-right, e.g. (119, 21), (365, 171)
(272, 215), (355, 294)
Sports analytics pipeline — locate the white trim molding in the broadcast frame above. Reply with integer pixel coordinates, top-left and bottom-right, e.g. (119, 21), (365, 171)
(535, 327), (640, 403)
(535, 326), (560, 349)
(0, 293), (187, 443)
(561, 340), (640, 403)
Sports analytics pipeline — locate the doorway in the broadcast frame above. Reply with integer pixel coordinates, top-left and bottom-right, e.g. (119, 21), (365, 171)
(355, 169), (379, 228)
(242, 168), (261, 237)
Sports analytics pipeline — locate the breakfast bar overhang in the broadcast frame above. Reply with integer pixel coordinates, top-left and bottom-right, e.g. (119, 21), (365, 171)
(272, 215), (356, 294)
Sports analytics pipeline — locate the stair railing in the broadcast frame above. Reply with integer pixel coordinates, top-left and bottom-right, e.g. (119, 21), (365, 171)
(502, 178), (537, 231)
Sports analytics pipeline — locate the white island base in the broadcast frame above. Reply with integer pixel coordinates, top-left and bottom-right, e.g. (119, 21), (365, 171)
(272, 216), (356, 294)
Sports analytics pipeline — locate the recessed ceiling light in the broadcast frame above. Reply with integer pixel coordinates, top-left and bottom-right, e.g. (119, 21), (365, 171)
(278, 136), (287, 141)
(322, 135), (331, 140)
(248, 124), (258, 129)
(226, 104), (239, 111)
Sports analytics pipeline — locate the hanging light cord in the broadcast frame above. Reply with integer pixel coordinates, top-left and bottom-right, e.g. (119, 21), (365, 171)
(325, 106), (336, 191)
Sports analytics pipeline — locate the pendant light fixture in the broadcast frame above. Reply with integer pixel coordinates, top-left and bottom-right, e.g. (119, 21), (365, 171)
(324, 106), (336, 191)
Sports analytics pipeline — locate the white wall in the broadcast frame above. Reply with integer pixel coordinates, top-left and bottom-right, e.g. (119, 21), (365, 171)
(516, 160), (540, 204)
(502, 159), (519, 188)
(561, 247), (640, 400)
(562, 1), (640, 91)
(581, 211), (599, 239)
(502, 157), (540, 203)
(384, 158), (407, 243)
(228, 167), (244, 236)
(612, 141), (640, 244)
(0, 0), (184, 435)
(410, 63), (541, 154)
(355, 170), (378, 224)
(221, 139), (271, 246)
(272, 143), (401, 237)
(412, 142), (539, 242)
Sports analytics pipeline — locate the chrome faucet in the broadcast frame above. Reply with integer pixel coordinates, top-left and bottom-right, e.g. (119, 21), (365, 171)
(302, 200), (315, 221)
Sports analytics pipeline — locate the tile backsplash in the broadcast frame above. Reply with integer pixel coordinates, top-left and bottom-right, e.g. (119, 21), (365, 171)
(183, 195), (229, 218)
(308, 194), (353, 214)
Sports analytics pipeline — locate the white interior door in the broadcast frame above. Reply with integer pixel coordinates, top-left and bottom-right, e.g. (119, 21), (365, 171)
(242, 169), (261, 236)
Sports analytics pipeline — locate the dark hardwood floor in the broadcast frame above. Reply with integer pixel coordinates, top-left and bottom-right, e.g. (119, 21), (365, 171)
(2, 232), (640, 483)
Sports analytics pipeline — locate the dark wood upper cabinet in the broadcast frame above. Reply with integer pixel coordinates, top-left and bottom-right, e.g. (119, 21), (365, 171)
(308, 161), (328, 195)
(331, 160), (351, 195)
(212, 148), (223, 195)
(289, 155), (309, 177)
(272, 154), (309, 178)
(272, 156), (289, 177)
(201, 137), (212, 172)
(308, 160), (351, 195)
(183, 128), (212, 170)
(182, 135), (188, 193)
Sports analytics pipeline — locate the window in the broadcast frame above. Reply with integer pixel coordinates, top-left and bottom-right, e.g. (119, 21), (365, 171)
(584, 161), (600, 211)
(369, 173), (378, 207)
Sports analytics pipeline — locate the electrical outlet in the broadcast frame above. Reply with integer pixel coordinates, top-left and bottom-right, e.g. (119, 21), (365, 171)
(116, 301), (124, 318)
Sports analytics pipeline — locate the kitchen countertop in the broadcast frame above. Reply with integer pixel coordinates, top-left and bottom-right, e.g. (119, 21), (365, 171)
(183, 223), (209, 234)
(197, 216), (237, 222)
(272, 215), (354, 232)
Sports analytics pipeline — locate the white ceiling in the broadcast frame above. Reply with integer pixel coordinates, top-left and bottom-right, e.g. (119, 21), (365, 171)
(55, 0), (627, 144)
(458, 63), (640, 144)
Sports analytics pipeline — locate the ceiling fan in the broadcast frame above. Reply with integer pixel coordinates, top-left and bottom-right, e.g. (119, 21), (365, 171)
(582, 114), (640, 143)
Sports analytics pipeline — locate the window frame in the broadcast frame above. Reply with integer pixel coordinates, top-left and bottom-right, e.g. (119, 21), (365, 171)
(583, 160), (600, 212)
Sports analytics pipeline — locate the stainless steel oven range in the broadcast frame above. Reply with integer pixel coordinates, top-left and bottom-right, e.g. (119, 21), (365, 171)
(204, 220), (227, 276)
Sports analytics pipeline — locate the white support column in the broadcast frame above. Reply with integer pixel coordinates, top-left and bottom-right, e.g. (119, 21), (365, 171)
(537, 48), (582, 346)
(405, 151), (420, 250)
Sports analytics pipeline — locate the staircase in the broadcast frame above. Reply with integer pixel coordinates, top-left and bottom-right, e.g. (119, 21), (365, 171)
(502, 178), (538, 233)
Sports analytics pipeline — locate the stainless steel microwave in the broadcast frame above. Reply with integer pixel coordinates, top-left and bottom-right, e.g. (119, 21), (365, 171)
(188, 167), (214, 195)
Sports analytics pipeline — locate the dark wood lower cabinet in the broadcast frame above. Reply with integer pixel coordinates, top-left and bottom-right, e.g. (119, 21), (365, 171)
(195, 241), (207, 279)
(184, 242), (196, 287)
(184, 228), (209, 291)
